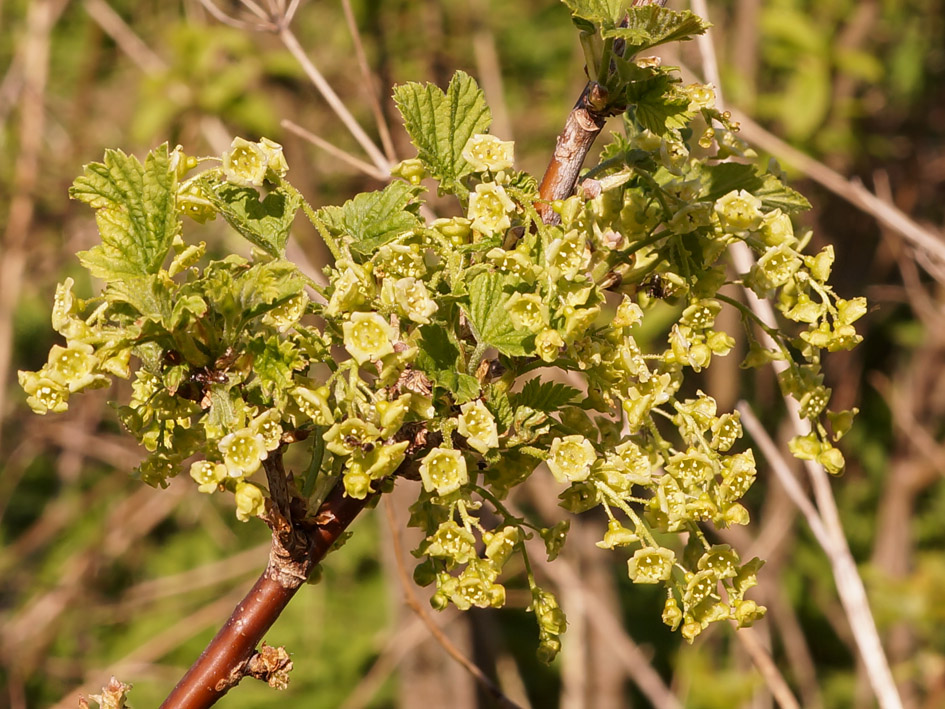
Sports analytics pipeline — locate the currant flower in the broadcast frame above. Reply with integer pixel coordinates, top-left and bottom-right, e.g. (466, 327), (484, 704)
(546, 230), (590, 280)
(390, 157), (427, 185)
(323, 418), (381, 456)
(697, 545), (740, 580)
(251, 409), (283, 452)
(749, 243), (802, 294)
(612, 297), (644, 328)
(627, 547), (675, 584)
(596, 519), (639, 549)
(219, 428), (268, 478)
(535, 328), (564, 363)
(419, 447), (469, 496)
(484, 526), (521, 567)
(190, 460), (227, 493)
(292, 385), (333, 425)
(761, 209), (795, 246)
(547, 435), (597, 484)
(343, 311), (397, 365)
(715, 189), (764, 234)
(326, 264), (371, 317)
(468, 182), (515, 236)
(431, 216), (472, 246)
(685, 82), (716, 110)
(392, 277), (437, 324)
(263, 292), (308, 332)
(234, 481), (266, 522)
(46, 343), (104, 392)
(426, 520), (477, 564)
(18, 371), (69, 414)
(223, 137), (274, 187)
(177, 182), (216, 223)
(51, 278), (91, 342)
(457, 400), (499, 454)
(462, 133), (514, 172)
(506, 292), (547, 333)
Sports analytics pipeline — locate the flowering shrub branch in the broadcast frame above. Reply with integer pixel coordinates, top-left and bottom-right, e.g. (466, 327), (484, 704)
(19, 1), (868, 705)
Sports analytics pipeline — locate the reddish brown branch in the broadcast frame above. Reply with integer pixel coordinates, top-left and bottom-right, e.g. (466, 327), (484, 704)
(535, 0), (668, 224)
(158, 480), (372, 709)
(536, 83), (611, 224)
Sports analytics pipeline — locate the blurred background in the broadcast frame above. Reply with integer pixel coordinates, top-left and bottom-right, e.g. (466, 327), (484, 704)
(1, 0), (944, 707)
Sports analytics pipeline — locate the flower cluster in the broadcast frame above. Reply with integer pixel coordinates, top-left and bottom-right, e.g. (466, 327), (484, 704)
(22, 17), (864, 660)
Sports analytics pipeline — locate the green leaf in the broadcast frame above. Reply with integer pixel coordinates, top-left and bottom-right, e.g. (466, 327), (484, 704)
(511, 379), (581, 413)
(463, 272), (533, 357)
(247, 336), (304, 406)
(234, 260), (307, 324)
(627, 73), (693, 135)
(757, 174), (811, 214)
(343, 181), (422, 257)
(393, 71), (492, 195)
(604, 8), (709, 55)
(72, 144), (180, 280)
(204, 181), (301, 257)
(484, 384), (514, 432)
(699, 163), (764, 202)
(414, 325), (481, 403)
(561, 0), (633, 26)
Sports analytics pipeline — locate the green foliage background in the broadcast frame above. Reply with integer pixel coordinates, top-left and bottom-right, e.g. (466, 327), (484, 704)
(1, 0), (944, 707)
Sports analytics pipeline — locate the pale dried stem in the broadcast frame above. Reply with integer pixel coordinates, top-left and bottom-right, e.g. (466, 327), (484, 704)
(281, 118), (389, 181)
(469, 0), (512, 140)
(340, 0), (396, 162)
(276, 23), (391, 175)
(339, 614), (459, 709)
(736, 629), (801, 709)
(382, 497), (523, 709)
(83, 0), (165, 73)
(0, 0), (55, 454)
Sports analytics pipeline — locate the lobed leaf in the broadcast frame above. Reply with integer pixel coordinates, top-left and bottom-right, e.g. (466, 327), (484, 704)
(204, 182), (301, 258)
(343, 181), (423, 256)
(511, 379), (581, 413)
(393, 71), (492, 195)
(72, 144), (180, 280)
(414, 325), (481, 403)
(463, 272), (534, 357)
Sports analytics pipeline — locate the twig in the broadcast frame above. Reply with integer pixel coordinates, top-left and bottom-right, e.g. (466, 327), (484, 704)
(158, 480), (373, 708)
(536, 0), (668, 223)
(739, 402), (903, 709)
(340, 0), (396, 162)
(383, 496), (523, 709)
(276, 22), (391, 175)
(281, 118), (389, 181)
(0, 0), (55, 455)
(735, 628), (801, 709)
(82, 0), (165, 73)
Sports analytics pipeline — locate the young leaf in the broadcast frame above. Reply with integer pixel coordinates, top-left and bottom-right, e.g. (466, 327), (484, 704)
(756, 174), (811, 214)
(71, 144), (180, 280)
(343, 181), (423, 257)
(698, 162), (764, 202)
(247, 336), (304, 406)
(393, 71), (492, 195)
(604, 7), (709, 55)
(511, 379), (581, 413)
(627, 73), (693, 135)
(414, 325), (481, 403)
(463, 272), (534, 357)
(205, 182), (301, 258)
